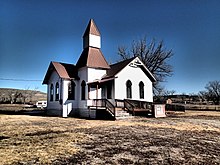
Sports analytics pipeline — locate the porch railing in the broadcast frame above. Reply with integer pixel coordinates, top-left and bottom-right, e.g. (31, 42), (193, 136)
(124, 99), (153, 115)
(92, 99), (115, 117)
(91, 99), (153, 118)
(124, 99), (135, 115)
(115, 99), (125, 108)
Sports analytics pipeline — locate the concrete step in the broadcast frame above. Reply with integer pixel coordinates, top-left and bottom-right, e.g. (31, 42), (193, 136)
(89, 106), (106, 110)
(116, 111), (129, 114)
(115, 107), (124, 111)
(116, 112), (130, 117)
(115, 110), (133, 119)
(116, 115), (134, 120)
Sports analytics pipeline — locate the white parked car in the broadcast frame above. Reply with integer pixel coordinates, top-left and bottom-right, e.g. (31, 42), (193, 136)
(36, 101), (47, 109)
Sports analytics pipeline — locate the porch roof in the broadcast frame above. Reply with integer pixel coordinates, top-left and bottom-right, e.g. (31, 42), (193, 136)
(87, 77), (116, 85)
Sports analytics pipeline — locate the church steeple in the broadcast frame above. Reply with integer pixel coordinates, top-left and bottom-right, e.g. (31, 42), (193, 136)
(83, 19), (101, 49)
(76, 19), (110, 69)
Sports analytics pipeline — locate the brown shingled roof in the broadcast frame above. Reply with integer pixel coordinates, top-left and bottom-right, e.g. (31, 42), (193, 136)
(76, 47), (110, 69)
(43, 62), (79, 84)
(105, 57), (156, 82)
(105, 57), (136, 78)
(83, 19), (100, 37)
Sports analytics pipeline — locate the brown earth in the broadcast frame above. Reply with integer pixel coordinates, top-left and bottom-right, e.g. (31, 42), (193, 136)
(0, 111), (220, 164)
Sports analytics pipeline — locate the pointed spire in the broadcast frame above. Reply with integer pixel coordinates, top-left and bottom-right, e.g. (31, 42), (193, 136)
(83, 19), (100, 37)
(77, 19), (109, 69)
(83, 19), (101, 49)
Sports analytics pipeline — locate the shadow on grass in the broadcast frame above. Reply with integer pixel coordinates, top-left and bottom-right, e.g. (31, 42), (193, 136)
(0, 109), (46, 116)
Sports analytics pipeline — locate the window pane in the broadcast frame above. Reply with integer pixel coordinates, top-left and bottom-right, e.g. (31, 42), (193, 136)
(81, 81), (86, 100)
(50, 84), (54, 101)
(55, 82), (59, 101)
(139, 81), (144, 99)
(126, 80), (132, 99)
(68, 81), (75, 100)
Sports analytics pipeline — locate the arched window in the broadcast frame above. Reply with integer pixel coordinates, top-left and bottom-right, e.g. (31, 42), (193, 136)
(139, 81), (144, 99)
(68, 81), (76, 100)
(81, 80), (86, 100)
(50, 84), (54, 101)
(55, 82), (59, 101)
(126, 80), (132, 99)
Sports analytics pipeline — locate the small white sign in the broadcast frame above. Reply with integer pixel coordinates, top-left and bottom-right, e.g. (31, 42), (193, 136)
(154, 104), (166, 118)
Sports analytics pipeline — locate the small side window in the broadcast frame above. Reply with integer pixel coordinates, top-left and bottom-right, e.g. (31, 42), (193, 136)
(126, 80), (132, 99)
(139, 81), (144, 99)
(55, 82), (59, 101)
(50, 84), (54, 101)
(81, 80), (86, 100)
(68, 81), (76, 100)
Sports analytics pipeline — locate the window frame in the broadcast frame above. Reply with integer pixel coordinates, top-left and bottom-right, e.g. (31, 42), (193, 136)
(126, 80), (132, 99)
(68, 81), (76, 100)
(55, 82), (59, 101)
(50, 83), (54, 101)
(81, 80), (86, 100)
(139, 81), (144, 99)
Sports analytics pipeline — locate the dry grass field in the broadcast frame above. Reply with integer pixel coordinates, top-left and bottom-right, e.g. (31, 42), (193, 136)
(1, 111), (220, 164)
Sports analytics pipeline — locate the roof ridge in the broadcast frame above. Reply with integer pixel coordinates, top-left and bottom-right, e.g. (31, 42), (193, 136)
(110, 56), (136, 66)
(105, 57), (136, 78)
(43, 61), (79, 84)
(52, 61), (75, 66)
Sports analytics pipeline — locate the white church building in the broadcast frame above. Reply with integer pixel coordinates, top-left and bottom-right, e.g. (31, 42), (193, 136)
(43, 19), (156, 119)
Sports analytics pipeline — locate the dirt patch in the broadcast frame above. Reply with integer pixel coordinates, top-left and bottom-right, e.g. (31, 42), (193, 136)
(62, 124), (220, 164)
(0, 111), (220, 164)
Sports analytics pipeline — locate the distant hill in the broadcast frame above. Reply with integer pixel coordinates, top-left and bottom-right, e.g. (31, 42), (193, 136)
(0, 88), (47, 104)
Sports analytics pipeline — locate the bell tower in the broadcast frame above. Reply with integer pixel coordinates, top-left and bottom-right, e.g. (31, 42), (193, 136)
(76, 19), (110, 69)
(83, 19), (101, 49)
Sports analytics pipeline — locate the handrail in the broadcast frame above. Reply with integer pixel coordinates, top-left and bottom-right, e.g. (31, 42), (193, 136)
(124, 99), (153, 115)
(92, 99), (115, 118)
(115, 99), (124, 107)
(124, 99), (135, 115)
(125, 99), (152, 109)
(105, 99), (115, 117)
(91, 99), (153, 118)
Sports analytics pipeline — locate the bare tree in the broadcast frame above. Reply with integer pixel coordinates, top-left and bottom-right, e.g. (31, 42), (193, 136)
(29, 87), (39, 103)
(6, 90), (15, 104)
(13, 91), (23, 103)
(22, 86), (30, 104)
(164, 90), (176, 96)
(153, 88), (176, 103)
(198, 91), (207, 103)
(0, 92), (5, 103)
(199, 81), (220, 105)
(5, 89), (21, 104)
(118, 36), (173, 95)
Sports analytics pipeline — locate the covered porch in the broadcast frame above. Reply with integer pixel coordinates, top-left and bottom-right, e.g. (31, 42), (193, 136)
(87, 78), (154, 119)
(87, 77), (115, 101)
(88, 98), (153, 120)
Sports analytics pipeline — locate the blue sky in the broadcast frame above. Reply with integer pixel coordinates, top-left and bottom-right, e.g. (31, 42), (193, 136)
(0, 0), (220, 94)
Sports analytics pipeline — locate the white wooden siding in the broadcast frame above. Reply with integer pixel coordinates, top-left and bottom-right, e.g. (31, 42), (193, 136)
(114, 59), (153, 102)
(83, 34), (101, 49)
(47, 71), (62, 111)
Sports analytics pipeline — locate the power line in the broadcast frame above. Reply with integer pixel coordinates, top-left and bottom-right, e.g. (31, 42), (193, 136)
(0, 78), (42, 82)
